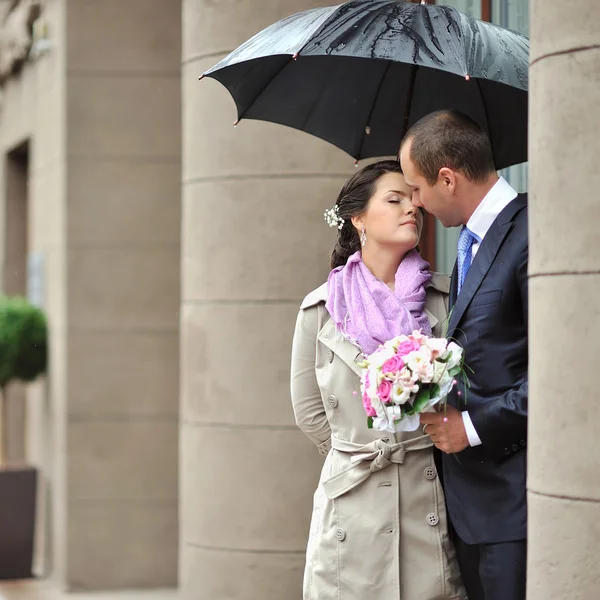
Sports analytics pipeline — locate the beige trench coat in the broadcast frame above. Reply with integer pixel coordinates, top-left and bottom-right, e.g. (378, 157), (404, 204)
(290, 273), (466, 600)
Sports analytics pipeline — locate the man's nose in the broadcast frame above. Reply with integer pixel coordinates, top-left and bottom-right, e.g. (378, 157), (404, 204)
(408, 196), (421, 209)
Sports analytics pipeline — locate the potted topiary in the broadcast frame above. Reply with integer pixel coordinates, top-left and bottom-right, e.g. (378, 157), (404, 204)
(0, 296), (47, 579)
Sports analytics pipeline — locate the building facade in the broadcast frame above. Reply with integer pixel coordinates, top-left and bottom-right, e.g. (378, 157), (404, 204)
(1, 0), (597, 599)
(0, 0), (182, 590)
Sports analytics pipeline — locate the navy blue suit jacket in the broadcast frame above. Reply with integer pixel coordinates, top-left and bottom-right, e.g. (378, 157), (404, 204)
(443, 193), (528, 545)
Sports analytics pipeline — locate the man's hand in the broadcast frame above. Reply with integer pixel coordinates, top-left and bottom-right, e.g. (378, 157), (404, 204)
(420, 405), (470, 454)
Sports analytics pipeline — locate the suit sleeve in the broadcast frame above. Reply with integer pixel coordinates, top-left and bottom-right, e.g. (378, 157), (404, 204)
(290, 306), (331, 455)
(468, 239), (528, 459)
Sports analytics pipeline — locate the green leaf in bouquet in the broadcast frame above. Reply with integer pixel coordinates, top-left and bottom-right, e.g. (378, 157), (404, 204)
(406, 387), (431, 416)
(430, 383), (441, 399)
(449, 365), (462, 377)
(367, 416), (374, 429)
(435, 351), (452, 364)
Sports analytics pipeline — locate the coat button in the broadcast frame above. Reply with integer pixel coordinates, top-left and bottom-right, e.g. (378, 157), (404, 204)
(512, 443), (519, 452)
(423, 466), (437, 480)
(426, 513), (439, 527)
(335, 527), (346, 541)
(519, 439), (526, 447)
(327, 395), (338, 408)
(327, 350), (334, 363)
(504, 447), (511, 455)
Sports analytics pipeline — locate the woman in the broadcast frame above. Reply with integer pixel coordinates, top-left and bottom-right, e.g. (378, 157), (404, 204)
(290, 161), (465, 600)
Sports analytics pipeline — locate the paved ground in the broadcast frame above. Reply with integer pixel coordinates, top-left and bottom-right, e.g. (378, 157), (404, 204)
(0, 581), (179, 600)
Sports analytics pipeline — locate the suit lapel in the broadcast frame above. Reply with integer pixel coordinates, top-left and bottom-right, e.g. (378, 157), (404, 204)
(446, 195), (527, 340)
(449, 261), (458, 309)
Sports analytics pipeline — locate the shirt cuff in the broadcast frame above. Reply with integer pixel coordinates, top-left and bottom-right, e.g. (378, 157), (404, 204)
(462, 411), (482, 447)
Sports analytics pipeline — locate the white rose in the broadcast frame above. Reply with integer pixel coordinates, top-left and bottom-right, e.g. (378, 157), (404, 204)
(368, 345), (397, 369)
(446, 342), (463, 370)
(425, 337), (448, 360)
(391, 382), (412, 405)
(406, 352), (435, 384)
(433, 360), (451, 383)
(396, 365), (417, 386)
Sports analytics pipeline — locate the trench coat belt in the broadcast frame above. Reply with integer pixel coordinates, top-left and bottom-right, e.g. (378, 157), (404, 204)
(322, 435), (433, 500)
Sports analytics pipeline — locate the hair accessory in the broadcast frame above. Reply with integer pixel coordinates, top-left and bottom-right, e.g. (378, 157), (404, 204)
(324, 205), (344, 230)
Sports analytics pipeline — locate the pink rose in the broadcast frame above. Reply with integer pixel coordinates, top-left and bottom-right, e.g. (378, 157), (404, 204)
(362, 391), (377, 417)
(397, 340), (420, 356)
(377, 380), (392, 403)
(382, 355), (404, 375)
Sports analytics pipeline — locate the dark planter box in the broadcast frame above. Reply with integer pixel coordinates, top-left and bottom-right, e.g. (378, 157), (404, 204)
(0, 465), (37, 579)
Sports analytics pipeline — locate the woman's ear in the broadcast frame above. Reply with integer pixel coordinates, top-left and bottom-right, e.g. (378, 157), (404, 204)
(350, 215), (363, 232)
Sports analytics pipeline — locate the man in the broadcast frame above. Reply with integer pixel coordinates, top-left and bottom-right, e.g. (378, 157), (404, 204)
(399, 110), (528, 600)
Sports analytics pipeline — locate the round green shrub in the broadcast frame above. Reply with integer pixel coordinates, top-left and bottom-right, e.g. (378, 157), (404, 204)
(0, 296), (48, 389)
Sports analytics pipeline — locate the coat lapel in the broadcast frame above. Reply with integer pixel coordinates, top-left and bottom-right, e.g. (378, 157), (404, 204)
(317, 318), (365, 377)
(319, 305), (441, 376)
(424, 309), (438, 331)
(446, 195), (526, 340)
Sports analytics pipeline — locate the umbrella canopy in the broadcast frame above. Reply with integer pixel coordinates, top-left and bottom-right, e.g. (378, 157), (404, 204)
(203, 0), (529, 169)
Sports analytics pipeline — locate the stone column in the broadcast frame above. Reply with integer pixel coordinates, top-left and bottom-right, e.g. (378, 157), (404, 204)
(58, 0), (182, 589)
(180, 1), (354, 598)
(528, 2), (600, 598)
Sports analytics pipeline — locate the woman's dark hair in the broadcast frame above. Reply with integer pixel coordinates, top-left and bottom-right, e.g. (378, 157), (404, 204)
(330, 160), (402, 269)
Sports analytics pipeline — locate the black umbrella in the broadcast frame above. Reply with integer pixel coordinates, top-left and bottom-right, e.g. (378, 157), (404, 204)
(202, 0), (529, 169)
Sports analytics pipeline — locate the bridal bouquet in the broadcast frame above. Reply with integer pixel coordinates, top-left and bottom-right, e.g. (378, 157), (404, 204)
(359, 331), (465, 433)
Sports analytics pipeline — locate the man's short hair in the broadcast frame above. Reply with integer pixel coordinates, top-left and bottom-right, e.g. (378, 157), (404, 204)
(402, 110), (496, 185)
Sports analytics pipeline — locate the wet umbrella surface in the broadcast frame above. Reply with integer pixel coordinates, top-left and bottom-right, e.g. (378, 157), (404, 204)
(203, 0), (529, 168)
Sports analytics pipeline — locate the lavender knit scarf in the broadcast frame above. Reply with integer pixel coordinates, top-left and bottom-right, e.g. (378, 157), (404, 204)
(326, 250), (432, 356)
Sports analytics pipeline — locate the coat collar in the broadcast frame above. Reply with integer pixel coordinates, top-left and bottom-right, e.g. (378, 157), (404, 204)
(447, 194), (527, 339)
(301, 274), (449, 375)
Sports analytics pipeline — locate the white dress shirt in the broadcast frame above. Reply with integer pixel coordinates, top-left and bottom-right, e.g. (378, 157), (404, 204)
(461, 176), (518, 447)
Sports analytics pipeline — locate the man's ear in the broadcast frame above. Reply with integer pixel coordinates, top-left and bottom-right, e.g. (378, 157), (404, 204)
(438, 167), (457, 191)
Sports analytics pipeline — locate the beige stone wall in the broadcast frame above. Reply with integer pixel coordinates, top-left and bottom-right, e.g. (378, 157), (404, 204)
(61, 0), (182, 590)
(528, 1), (600, 598)
(180, 1), (355, 598)
(0, 0), (67, 579)
(0, 0), (182, 590)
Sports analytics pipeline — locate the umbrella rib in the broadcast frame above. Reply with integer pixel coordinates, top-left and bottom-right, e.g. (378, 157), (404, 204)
(474, 78), (494, 165)
(234, 55), (297, 124)
(357, 59), (393, 160)
(401, 64), (419, 141)
(234, 8), (343, 125)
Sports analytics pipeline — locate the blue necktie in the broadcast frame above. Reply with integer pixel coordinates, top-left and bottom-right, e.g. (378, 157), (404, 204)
(457, 227), (476, 295)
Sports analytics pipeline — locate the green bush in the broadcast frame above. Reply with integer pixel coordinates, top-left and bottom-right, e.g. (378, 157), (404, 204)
(0, 296), (47, 389)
